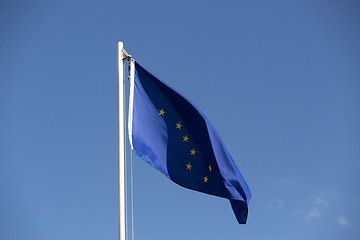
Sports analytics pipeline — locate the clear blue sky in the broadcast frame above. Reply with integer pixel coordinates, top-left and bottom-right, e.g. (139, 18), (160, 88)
(1, 0), (359, 239)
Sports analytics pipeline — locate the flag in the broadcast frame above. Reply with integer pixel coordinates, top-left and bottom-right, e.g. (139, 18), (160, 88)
(128, 60), (251, 224)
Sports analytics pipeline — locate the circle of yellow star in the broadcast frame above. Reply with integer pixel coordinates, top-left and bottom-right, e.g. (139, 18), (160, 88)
(186, 163), (192, 170)
(209, 165), (212, 172)
(159, 109), (165, 116)
(190, 148), (196, 156)
(176, 122), (182, 129)
(203, 176), (208, 183)
(183, 135), (189, 142)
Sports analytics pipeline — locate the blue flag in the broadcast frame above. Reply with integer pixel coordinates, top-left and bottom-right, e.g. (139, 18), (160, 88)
(128, 61), (251, 224)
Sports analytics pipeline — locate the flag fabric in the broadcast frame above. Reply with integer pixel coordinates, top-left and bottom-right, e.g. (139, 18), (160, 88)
(128, 60), (251, 224)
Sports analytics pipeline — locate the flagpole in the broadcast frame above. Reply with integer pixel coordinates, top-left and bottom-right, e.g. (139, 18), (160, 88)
(117, 41), (126, 240)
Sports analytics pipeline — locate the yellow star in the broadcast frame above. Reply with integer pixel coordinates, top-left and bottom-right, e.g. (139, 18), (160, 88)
(159, 109), (165, 116)
(209, 165), (212, 172)
(190, 148), (196, 156)
(176, 122), (182, 129)
(186, 163), (192, 170)
(183, 135), (189, 142)
(203, 176), (208, 183)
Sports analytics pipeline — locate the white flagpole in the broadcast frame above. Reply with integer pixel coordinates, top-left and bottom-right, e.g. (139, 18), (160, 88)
(117, 41), (126, 240)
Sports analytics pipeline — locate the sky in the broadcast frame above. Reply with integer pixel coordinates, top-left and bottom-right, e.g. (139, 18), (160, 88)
(1, 0), (360, 239)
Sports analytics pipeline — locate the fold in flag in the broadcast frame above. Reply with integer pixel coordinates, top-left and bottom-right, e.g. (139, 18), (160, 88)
(128, 61), (251, 224)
